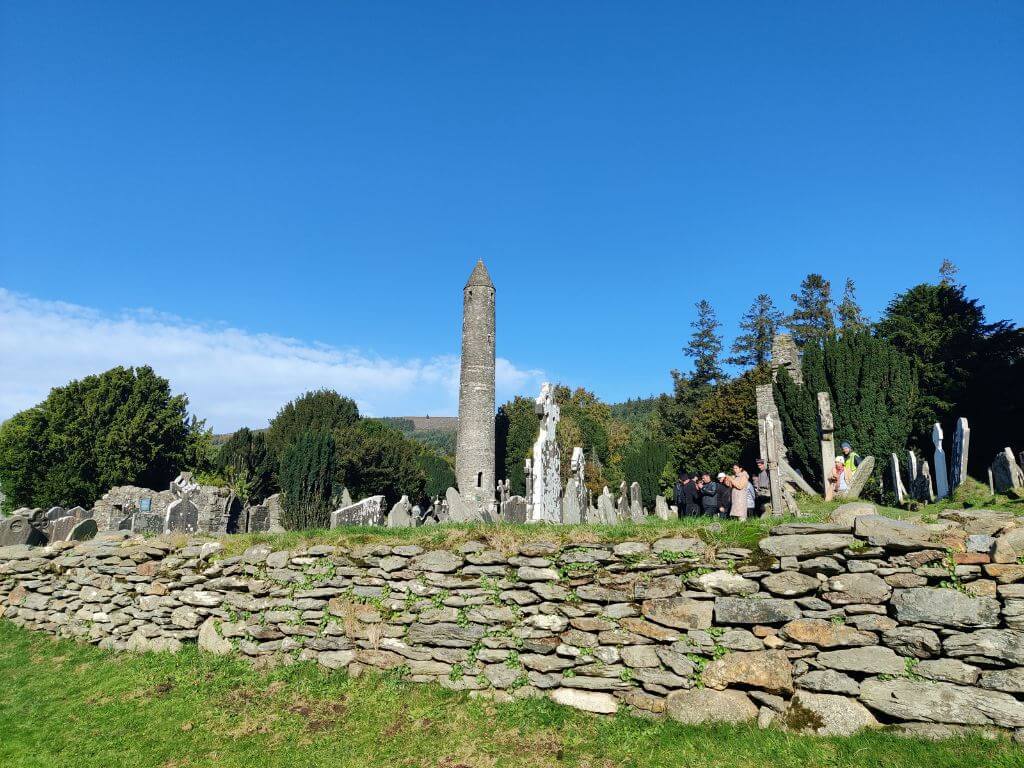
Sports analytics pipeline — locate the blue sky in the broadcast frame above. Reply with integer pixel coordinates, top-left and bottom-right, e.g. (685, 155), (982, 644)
(1, 2), (1022, 431)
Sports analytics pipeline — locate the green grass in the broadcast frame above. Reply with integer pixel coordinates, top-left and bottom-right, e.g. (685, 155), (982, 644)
(1, 622), (1019, 768)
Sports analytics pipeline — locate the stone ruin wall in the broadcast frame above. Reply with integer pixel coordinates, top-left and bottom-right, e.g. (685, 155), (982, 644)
(5, 505), (1024, 739)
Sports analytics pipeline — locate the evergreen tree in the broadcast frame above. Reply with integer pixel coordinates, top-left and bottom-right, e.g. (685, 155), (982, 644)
(416, 449), (456, 500)
(786, 273), (835, 347)
(494, 396), (537, 495)
(619, 438), (671, 506)
(774, 332), (918, 494)
(727, 294), (783, 368)
(334, 420), (426, 507)
(939, 259), (961, 287)
(684, 300), (724, 388)
(216, 427), (276, 504)
(837, 278), (868, 333)
(0, 366), (192, 511)
(279, 431), (335, 530)
(265, 390), (359, 459)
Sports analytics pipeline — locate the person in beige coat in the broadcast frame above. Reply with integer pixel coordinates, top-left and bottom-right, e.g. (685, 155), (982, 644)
(725, 464), (750, 520)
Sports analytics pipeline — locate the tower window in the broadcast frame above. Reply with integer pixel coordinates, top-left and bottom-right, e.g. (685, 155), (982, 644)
(477, 472), (483, 488)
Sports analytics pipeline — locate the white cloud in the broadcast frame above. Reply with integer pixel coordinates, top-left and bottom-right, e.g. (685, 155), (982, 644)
(0, 288), (545, 432)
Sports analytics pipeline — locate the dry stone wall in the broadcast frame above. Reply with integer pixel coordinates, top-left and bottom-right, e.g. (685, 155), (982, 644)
(5, 505), (1024, 740)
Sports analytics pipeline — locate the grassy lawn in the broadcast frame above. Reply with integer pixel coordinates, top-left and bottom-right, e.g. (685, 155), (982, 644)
(1, 622), (1021, 768)
(211, 481), (1023, 557)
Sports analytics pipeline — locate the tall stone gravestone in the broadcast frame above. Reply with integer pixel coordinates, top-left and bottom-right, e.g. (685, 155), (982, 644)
(890, 453), (907, 504)
(817, 393), (836, 501)
(245, 504), (271, 533)
(950, 417), (970, 490)
(528, 383), (562, 523)
(932, 423), (950, 500)
(386, 496), (414, 528)
(629, 482), (644, 522)
(561, 478), (583, 525)
(46, 515), (77, 543)
(991, 448), (1024, 495)
(67, 518), (98, 542)
(654, 495), (672, 521)
(164, 498), (199, 534)
(501, 496), (528, 524)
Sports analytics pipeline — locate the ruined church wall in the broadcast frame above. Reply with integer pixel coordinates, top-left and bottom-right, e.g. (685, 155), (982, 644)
(5, 509), (1024, 738)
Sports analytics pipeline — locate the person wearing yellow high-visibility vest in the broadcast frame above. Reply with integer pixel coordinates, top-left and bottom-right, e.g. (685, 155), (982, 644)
(840, 441), (862, 476)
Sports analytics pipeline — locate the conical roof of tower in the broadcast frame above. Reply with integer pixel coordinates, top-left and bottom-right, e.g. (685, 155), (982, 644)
(465, 260), (494, 288)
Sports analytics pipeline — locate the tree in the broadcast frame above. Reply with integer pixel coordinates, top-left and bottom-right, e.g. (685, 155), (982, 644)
(619, 437), (671, 506)
(727, 294), (783, 368)
(216, 427), (276, 504)
(334, 421), (426, 507)
(876, 281), (1024, 474)
(416, 449), (456, 500)
(684, 300), (724, 388)
(279, 431), (335, 530)
(265, 390), (359, 459)
(495, 396), (537, 496)
(939, 259), (961, 287)
(837, 279), (868, 333)
(0, 366), (192, 512)
(676, 366), (770, 475)
(774, 333), (918, 494)
(786, 274), (835, 347)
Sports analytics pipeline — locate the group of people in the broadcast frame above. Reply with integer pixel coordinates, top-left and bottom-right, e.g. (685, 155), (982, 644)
(671, 441), (862, 520)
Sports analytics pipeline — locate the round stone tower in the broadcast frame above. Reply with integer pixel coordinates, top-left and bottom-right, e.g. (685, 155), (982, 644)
(455, 260), (496, 505)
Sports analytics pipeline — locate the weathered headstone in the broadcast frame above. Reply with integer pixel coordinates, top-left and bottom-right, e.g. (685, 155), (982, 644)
(594, 487), (617, 524)
(165, 498), (199, 534)
(245, 505), (271, 533)
(629, 481), (644, 522)
(756, 386), (799, 516)
(920, 461), (936, 502)
(341, 487), (354, 508)
(0, 514), (46, 547)
(45, 506), (66, 521)
(501, 495), (528, 524)
(616, 481), (631, 522)
(991, 448), (1024, 495)
(950, 417), (970, 490)
(561, 478), (582, 525)
(528, 383), (562, 523)
(386, 496), (414, 528)
(116, 514), (134, 531)
(890, 453), (907, 504)
(65, 506), (90, 521)
(570, 447), (588, 517)
(839, 456), (875, 500)
(67, 518), (98, 542)
(264, 493), (285, 533)
(932, 423), (950, 500)
(330, 495), (387, 527)
(46, 516), (77, 543)
(654, 495), (672, 520)
(817, 392), (836, 501)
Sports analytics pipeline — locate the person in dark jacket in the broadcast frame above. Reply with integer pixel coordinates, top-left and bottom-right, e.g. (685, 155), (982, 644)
(715, 472), (731, 518)
(699, 472), (720, 516)
(682, 473), (701, 517)
(672, 473), (688, 518)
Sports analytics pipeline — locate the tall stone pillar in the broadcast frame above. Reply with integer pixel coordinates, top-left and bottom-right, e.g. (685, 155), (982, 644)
(455, 261), (496, 506)
(817, 392), (835, 501)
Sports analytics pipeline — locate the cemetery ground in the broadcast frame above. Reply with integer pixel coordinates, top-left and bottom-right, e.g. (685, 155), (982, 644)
(1, 621), (1021, 768)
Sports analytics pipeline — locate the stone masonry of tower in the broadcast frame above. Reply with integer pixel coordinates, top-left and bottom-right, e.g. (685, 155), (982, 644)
(455, 260), (496, 506)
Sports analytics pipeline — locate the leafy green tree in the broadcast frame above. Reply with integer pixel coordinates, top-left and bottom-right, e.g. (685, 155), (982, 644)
(837, 279), (868, 333)
(876, 281), (1024, 473)
(334, 421), (426, 507)
(265, 390), (359, 459)
(216, 427), (276, 504)
(495, 396), (537, 496)
(677, 366), (771, 475)
(0, 366), (192, 511)
(684, 300), (724, 388)
(727, 294), (783, 368)
(279, 431), (335, 530)
(786, 273), (835, 347)
(774, 333), (918, 494)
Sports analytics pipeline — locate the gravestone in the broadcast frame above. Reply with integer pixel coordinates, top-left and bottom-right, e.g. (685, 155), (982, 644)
(654, 495), (672, 521)
(134, 512), (164, 535)
(629, 482), (644, 522)
(116, 514), (134, 531)
(330, 495), (387, 527)
(0, 514), (46, 547)
(817, 393), (836, 500)
(45, 506), (66, 521)
(165, 498), (199, 534)
(528, 383), (562, 523)
(950, 417), (970, 490)
(920, 461), (937, 502)
(594, 487), (617, 524)
(756, 387), (798, 516)
(47, 516), (77, 543)
(67, 518), (98, 542)
(65, 506), (90, 521)
(932, 423), (950, 500)
(991, 448), (1024, 495)
(890, 453), (907, 504)
(386, 496), (414, 528)
(561, 478), (582, 525)
(523, 459), (533, 503)
(444, 487), (484, 524)
(616, 481), (631, 522)
(246, 505), (271, 533)
(501, 495), (528, 524)
(570, 447), (588, 519)
(839, 456), (875, 500)
(908, 451), (919, 489)
(341, 487), (354, 508)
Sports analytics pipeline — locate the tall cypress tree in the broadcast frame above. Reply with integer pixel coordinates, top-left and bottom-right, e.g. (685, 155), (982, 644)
(786, 274), (836, 347)
(279, 431), (335, 530)
(684, 300), (724, 388)
(837, 278), (868, 333)
(727, 293), (783, 368)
